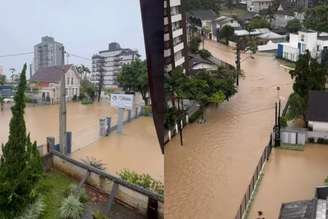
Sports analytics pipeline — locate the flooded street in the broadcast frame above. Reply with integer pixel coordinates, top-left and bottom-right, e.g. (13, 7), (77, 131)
(72, 117), (163, 181)
(249, 145), (328, 219)
(165, 40), (293, 219)
(0, 102), (120, 150)
(0, 102), (163, 181)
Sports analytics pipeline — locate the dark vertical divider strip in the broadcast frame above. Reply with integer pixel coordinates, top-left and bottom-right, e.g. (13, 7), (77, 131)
(139, 0), (165, 153)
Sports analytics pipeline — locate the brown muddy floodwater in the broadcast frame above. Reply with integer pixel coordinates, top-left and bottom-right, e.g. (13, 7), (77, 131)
(165, 40), (293, 219)
(0, 101), (163, 182)
(249, 144), (328, 219)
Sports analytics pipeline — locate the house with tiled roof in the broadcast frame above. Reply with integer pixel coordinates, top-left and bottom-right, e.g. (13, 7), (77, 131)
(29, 64), (80, 103)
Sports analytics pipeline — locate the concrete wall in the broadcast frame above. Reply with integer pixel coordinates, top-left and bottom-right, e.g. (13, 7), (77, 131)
(51, 155), (164, 218)
(309, 121), (328, 132)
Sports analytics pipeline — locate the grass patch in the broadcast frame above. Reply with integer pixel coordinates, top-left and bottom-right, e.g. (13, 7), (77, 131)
(37, 170), (76, 219)
(278, 144), (304, 151)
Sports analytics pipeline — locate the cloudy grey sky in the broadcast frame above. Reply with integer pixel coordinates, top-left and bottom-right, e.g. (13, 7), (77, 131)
(0, 0), (145, 77)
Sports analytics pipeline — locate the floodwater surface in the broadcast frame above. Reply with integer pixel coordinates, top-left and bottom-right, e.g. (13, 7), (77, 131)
(0, 101), (163, 181)
(165, 40), (293, 219)
(249, 144), (328, 219)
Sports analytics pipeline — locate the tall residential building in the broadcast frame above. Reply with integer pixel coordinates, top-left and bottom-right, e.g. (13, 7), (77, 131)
(91, 42), (139, 88)
(34, 36), (65, 73)
(164, 0), (188, 73)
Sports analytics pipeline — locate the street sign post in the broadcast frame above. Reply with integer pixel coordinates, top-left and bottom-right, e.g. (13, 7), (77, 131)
(110, 94), (135, 134)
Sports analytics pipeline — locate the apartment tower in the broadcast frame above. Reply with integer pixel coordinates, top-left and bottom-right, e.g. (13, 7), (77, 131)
(164, 0), (188, 73)
(91, 42), (139, 88)
(34, 36), (65, 73)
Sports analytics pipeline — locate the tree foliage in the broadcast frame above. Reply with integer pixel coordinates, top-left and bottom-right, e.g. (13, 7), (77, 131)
(117, 59), (149, 105)
(199, 49), (212, 59)
(247, 16), (270, 30)
(183, 0), (221, 13)
(304, 5), (328, 32)
(75, 65), (90, 80)
(287, 51), (327, 119)
(286, 19), (302, 33)
(79, 79), (96, 102)
(0, 64), (43, 218)
(218, 25), (235, 44)
(189, 37), (201, 53)
(0, 75), (5, 85)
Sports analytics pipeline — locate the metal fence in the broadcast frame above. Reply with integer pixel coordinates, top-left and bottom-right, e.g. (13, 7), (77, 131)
(234, 136), (272, 219)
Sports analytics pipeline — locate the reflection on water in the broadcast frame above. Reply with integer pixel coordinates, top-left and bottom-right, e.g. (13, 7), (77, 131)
(249, 145), (328, 219)
(165, 40), (293, 219)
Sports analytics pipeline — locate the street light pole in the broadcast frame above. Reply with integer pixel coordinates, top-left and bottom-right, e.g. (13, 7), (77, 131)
(235, 40), (241, 86)
(59, 71), (67, 154)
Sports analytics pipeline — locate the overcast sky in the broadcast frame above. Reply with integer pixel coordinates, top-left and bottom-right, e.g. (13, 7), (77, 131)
(0, 0), (145, 77)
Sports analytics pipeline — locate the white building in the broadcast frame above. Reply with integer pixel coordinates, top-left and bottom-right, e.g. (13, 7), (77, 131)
(277, 31), (328, 62)
(91, 43), (139, 88)
(30, 64), (80, 103)
(34, 36), (65, 73)
(164, 0), (187, 73)
(247, 0), (273, 12)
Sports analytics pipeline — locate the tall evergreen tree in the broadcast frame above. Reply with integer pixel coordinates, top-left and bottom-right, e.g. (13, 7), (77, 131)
(0, 64), (42, 218)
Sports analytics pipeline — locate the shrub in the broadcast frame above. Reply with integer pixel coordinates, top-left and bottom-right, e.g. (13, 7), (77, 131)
(317, 138), (328, 144)
(143, 105), (152, 116)
(189, 110), (203, 123)
(59, 195), (84, 219)
(280, 116), (288, 128)
(81, 98), (93, 105)
(118, 169), (164, 195)
(64, 184), (89, 204)
(199, 49), (212, 59)
(92, 210), (110, 219)
(308, 137), (315, 143)
(16, 197), (46, 219)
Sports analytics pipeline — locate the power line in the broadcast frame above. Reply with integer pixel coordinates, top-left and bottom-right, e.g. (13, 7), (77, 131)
(0, 52), (33, 58)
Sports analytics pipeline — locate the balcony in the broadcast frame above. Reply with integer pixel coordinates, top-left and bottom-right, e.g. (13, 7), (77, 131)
(173, 42), (184, 54)
(171, 14), (182, 23)
(164, 33), (170, 42)
(170, 0), (181, 7)
(175, 56), (185, 67)
(172, 28), (183, 38)
(164, 49), (171, 58)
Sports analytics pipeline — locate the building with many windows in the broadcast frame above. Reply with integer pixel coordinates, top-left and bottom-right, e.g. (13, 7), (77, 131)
(34, 36), (65, 73)
(90, 42), (139, 88)
(164, 0), (188, 73)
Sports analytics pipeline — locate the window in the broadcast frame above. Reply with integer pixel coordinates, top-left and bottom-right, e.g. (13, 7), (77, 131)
(71, 78), (74, 85)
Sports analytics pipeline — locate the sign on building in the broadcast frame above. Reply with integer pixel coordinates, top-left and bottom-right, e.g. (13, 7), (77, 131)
(110, 94), (134, 110)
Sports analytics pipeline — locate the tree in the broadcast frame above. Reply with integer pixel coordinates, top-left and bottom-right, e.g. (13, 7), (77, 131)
(79, 79), (96, 102)
(218, 25), (235, 44)
(286, 92), (306, 120)
(286, 19), (302, 33)
(0, 64), (42, 218)
(95, 61), (105, 102)
(117, 59), (149, 105)
(304, 5), (328, 32)
(183, 0), (221, 13)
(0, 75), (5, 85)
(189, 37), (201, 53)
(199, 49), (212, 59)
(75, 64), (91, 79)
(0, 96), (3, 111)
(289, 51), (327, 99)
(287, 51), (327, 119)
(247, 16), (270, 30)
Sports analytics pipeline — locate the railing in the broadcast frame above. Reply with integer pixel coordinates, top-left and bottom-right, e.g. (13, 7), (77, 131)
(234, 136), (272, 219)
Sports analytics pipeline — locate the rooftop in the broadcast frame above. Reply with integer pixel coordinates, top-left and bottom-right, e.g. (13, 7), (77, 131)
(279, 199), (317, 219)
(30, 64), (73, 83)
(307, 91), (328, 122)
(188, 9), (218, 21)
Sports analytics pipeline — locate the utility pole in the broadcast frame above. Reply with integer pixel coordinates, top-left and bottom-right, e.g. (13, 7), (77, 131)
(59, 72), (67, 154)
(235, 39), (241, 86)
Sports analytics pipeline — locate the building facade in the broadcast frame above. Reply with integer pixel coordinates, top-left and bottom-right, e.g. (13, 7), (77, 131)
(247, 0), (273, 12)
(277, 31), (328, 62)
(29, 64), (80, 103)
(34, 36), (65, 73)
(164, 0), (188, 73)
(90, 42), (139, 88)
